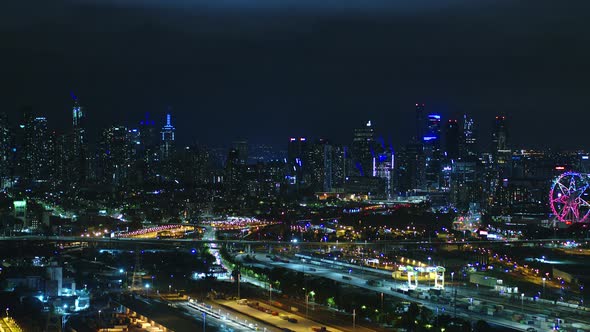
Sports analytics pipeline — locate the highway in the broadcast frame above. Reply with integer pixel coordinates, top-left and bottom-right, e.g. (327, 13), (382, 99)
(237, 253), (581, 331)
(0, 235), (583, 248)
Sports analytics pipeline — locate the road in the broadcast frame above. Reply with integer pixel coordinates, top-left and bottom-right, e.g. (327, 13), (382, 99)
(238, 253), (542, 331)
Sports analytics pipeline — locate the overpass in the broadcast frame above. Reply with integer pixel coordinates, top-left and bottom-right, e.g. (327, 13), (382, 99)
(0, 235), (582, 248)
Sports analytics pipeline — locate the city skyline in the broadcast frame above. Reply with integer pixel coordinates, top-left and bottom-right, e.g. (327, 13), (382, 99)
(2, 0), (590, 148)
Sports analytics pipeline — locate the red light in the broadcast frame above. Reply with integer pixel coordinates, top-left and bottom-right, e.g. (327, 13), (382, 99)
(555, 166), (565, 170)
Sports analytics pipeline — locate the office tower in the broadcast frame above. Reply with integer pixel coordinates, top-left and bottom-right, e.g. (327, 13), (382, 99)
(287, 137), (309, 188)
(492, 115), (508, 153)
(232, 140), (248, 165)
(177, 144), (212, 186)
(424, 114), (442, 189)
(224, 148), (244, 198)
(445, 119), (461, 160)
(332, 145), (348, 189)
(71, 96), (88, 185)
(463, 114), (477, 157)
(396, 141), (425, 193)
(0, 113), (11, 188)
(308, 139), (334, 192)
(17, 109), (51, 184)
(374, 144), (395, 198)
(160, 113), (175, 160)
(415, 103), (426, 141)
(139, 113), (158, 148)
(450, 160), (479, 210)
(351, 120), (376, 177)
(136, 113), (160, 183)
(99, 126), (131, 186)
(492, 115), (512, 167)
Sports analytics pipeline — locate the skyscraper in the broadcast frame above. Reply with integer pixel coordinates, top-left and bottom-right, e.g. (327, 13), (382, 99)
(287, 137), (309, 188)
(0, 113), (11, 188)
(424, 114), (442, 189)
(445, 119), (461, 160)
(415, 103), (426, 141)
(160, 113), (175, 159)
(351, 120), (375, 177)
(232, 140), (249, 165)
(492, 115), (508, 153)
(17, 109), (51, 184)
(71, 96), (88, 185)
(99, 125), (131, 186)
(492, 115), (511, 169)
(463, 114), (477, 157)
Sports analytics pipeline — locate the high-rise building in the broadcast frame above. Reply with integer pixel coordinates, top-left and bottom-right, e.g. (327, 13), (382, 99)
(308, 139), (334, 192)
(287, 137), (309, 188)
(492, 115), (511, 167)
(445, 119), (461, 160)
(224, 148), (244, 198)
(463, 114), (477, 157)
(17, 109), (51, 184)
(232, 140), (248, 165)
(160, 113), (175, 159)
(424, 114), (442, 189)
(415, 103), (426, 141)
(0, 113), (11, 188)
(492, 116), (508, 152)
(71, 96), (88, 185)
(374, 145), (395, 198)
(396, 141), (425, 193)
(351, 120), (375, 177)
(99, 126), (131, 186)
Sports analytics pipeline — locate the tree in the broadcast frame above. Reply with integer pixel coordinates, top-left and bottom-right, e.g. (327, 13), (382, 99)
(474, 320), (491, 332)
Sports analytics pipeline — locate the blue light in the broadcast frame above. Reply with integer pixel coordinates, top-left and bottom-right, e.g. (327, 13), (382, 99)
(423, 136), (437, 141)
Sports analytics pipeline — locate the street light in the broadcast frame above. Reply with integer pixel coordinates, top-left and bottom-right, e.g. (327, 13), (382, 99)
(169, 284), (172, 294)
(5, 307), (8, 318)
(542, 278), (546, 299)
(305, 294), (309, 318)
(145, 283), (150, 296)
(521, 293), (524, 312)
(237, 273), (241, 299)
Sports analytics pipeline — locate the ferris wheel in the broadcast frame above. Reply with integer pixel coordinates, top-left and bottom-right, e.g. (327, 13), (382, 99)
(549, 172), (590, 223)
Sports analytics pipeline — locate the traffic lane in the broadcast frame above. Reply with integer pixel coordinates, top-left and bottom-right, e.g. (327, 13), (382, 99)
(244, 255), (532, 331)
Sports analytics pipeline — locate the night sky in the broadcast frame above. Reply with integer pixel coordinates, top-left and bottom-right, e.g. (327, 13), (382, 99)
(2, 0), (590, 149)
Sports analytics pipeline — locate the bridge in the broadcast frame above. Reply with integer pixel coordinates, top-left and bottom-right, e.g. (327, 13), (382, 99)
(0, 235), (580, 248)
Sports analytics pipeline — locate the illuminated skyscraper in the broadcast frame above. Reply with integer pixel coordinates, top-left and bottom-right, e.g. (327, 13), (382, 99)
(491, 115), (511, 169)
(351, 120), (375, 177)
(71, 95), (88, 185)
(463, 114), (477, 157)
(424, 114), (442, 189)
(17, 109), (51, 184)
(0, 113), (11, 188)
(99, 125), (131, 186)
(160, 113), (175, 159)
(287, 137), (308, 188)
(492, 115), (508, 153)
